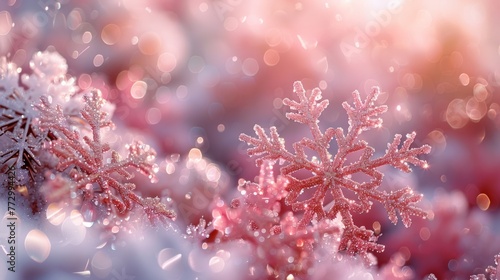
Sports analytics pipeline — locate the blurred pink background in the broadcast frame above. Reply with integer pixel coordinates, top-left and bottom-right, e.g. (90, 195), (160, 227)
(1, 0), (500, 279)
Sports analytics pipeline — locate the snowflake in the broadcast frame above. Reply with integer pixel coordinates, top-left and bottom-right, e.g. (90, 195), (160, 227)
(37, 89), (175, 223)
(240, 81), (431, 257)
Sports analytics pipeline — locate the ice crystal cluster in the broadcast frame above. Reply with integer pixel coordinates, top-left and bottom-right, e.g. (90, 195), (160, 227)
(0, 51), (174, 224)
(0, 51), (75, 176)
(212, 160), (345, 278)
(471, 253), (500, 280)
(240, 81), (431, 259)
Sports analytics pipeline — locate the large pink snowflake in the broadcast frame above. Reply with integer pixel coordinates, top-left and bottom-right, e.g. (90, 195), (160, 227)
(240, 81), (431, 256)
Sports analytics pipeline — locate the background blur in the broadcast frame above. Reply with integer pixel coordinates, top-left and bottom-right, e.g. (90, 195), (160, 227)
(1, 0), (500, 279)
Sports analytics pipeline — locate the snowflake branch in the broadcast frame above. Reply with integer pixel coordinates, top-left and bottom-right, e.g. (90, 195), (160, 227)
(37, 90), (175, 223)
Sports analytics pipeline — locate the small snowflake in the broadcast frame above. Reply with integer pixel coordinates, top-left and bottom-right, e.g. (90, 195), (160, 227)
(240, 81), (431, 258)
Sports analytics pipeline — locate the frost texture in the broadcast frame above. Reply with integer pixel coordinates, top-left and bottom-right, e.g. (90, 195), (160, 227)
(212, 160), (344, 278)
(37, 90), (175, 223)
(240, 81), (431, 257)
(0, 51), (76, 175)
(471, 253), (500, 280)
(0, 51), (175, 225)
